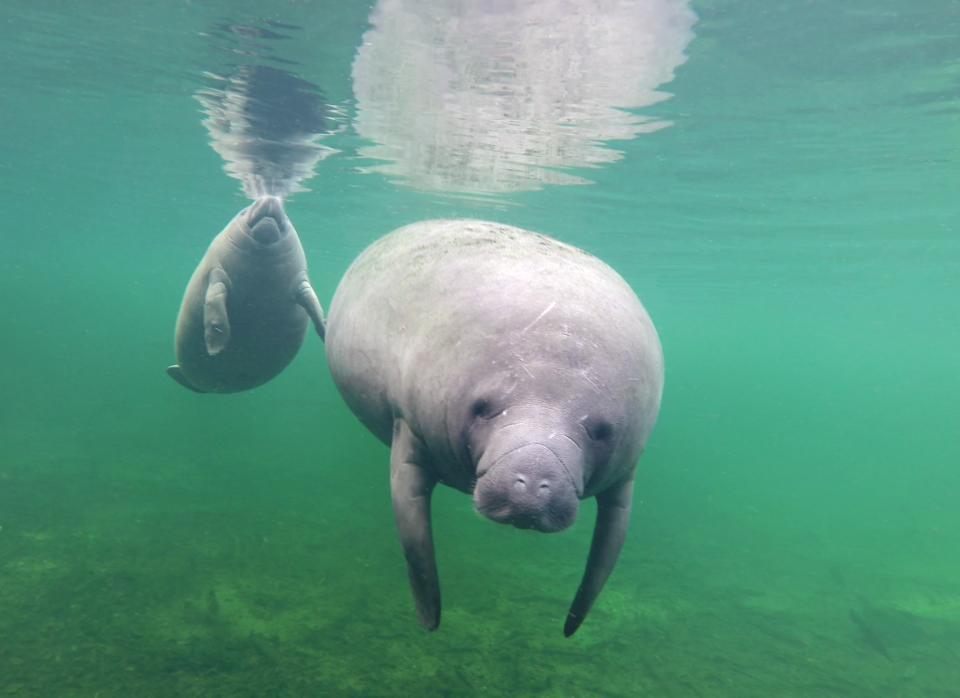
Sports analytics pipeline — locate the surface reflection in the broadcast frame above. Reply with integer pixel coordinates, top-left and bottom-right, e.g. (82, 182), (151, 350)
(352, 0), (696, 195)
(196, 20), (338, 200)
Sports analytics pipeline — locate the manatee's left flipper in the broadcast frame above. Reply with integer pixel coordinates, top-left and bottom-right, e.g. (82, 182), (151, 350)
(294, 274), (326, 341)
(564, 474), (635, 637)
(390, 418), (441, 631)
(204, 268), (231, 355)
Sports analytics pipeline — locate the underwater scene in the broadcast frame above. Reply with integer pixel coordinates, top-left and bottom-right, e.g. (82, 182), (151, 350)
(1, 0), (958, 695)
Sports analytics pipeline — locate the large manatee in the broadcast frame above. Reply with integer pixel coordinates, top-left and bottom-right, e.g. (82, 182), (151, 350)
(325, 219), (664, 636)
(167, 196), (325, 394)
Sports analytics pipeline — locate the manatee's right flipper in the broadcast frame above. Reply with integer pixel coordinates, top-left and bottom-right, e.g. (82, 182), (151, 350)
(166, 365), (208, 393)
(204, 268), (231, 355)
(390, 418), (441, 631)
(294, 273), (326, 341)
(564, 474), (635, 637)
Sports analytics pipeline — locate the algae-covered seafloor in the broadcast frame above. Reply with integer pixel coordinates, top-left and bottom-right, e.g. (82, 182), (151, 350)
(2, 403), (959, 696)
(1, 0), (959, 695)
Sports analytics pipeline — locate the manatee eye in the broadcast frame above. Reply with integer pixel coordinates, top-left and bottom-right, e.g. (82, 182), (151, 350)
(472, 399), (492, 419)
(585, 419), (613, 442)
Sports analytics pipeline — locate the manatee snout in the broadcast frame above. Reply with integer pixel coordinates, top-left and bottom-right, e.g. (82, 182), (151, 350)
(245, 196), (287, 244)
(474, 443), (580, 533)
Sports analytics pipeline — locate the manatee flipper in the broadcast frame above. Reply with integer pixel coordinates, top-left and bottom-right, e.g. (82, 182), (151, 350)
(204, 268), (231, 355)
(564, 475), (635, 637)
(390, 418), (441, 631)
(166, 365), (208, 393)
(294, 275), (326, 341)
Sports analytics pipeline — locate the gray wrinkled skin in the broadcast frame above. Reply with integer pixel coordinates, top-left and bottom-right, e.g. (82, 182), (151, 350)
(325, 219), (663, 636)
(167, 196), (325, 394)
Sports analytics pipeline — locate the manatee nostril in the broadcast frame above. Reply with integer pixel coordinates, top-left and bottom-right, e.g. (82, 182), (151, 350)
(514, 476), (526, 492)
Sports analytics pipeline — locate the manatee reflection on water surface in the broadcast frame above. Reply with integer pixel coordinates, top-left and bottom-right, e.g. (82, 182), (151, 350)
(352, 0), (697, 194)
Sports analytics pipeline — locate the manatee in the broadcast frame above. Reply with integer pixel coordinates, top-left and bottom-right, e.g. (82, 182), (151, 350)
(325, 219), (664, 636)
(167, 196), (325, 394)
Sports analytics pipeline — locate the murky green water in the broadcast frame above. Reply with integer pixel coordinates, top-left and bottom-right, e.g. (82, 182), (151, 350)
(2, 1), (959, 695)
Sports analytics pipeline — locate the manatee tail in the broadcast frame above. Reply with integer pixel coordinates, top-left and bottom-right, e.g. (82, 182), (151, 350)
(166, 366), (208, 393)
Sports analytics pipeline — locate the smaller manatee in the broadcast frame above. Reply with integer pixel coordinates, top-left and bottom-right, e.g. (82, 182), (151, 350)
(168, 196), (324, 394)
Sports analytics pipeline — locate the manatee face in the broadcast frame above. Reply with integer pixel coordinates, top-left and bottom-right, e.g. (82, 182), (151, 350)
(474, 436), (581, 533)
(241, 195), (290, 245)
(463, 368), (633, 534)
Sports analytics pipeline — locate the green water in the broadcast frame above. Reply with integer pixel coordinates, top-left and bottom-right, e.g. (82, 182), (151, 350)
(2, 1), (959, 695)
